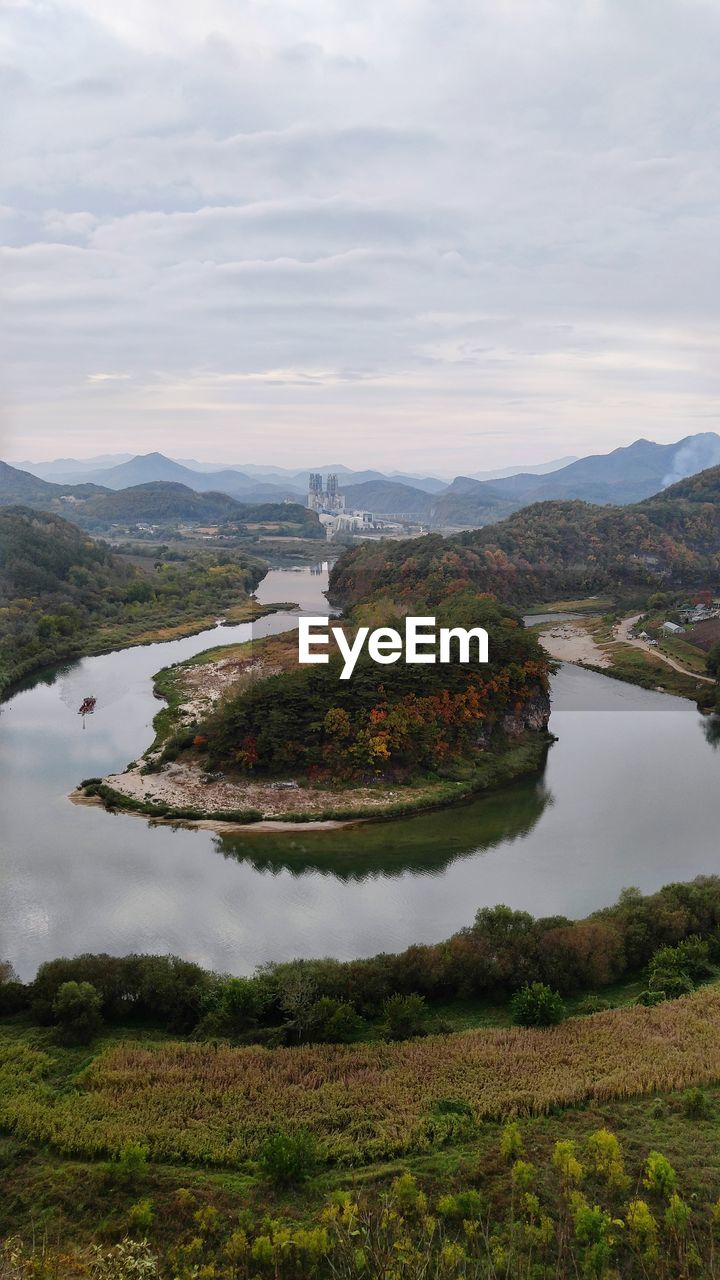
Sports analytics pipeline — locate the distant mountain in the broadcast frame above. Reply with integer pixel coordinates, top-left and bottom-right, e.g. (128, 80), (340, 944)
(72, 482), (323, 536)
(20, 454), (448, 494)
(384, 473), (447, 493)
(428, 433), (720, 527)
(0, 460), (107, 507)
(288, 468), (440, 491)
(331, 463), (720, 611)
(13, 454), (134, 482)
(478, 434), (720, 506)
(80, 453), (300, 501)
(13, 433), (720, 531)
(466, 456), (578, 481)
(428, 480), (519, 528)
(340, 478), (435, 518)
(74, 482), (246, 527)
(82, 452), (215, 489)
(0, 464), (323, 536)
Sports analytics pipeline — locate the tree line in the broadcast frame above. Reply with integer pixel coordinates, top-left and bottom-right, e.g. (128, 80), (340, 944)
(4, 875), (720, 1047)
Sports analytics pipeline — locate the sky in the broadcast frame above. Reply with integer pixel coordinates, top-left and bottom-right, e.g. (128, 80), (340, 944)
(2, 0), (720, 472)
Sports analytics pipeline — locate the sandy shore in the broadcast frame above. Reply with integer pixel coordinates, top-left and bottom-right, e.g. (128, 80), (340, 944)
(538, 622), (611, 668)
(91, 758), (409, 823)
(70, 790), (352, 832)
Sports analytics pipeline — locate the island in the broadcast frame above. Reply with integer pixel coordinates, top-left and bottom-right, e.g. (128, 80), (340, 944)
(77, 586), (553, 827)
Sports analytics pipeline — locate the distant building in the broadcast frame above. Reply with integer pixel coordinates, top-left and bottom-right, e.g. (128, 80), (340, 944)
(318, 510), (375, 541)
(679, 604), (720, 624)
(307, 473), (346, 514)
(661, 620), (683, 635)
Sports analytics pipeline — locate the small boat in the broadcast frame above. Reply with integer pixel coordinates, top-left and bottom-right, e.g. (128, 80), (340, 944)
(78, 696), (97, 716)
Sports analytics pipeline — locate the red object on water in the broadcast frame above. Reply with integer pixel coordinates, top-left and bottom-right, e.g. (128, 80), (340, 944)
(78, 696), (97, 716)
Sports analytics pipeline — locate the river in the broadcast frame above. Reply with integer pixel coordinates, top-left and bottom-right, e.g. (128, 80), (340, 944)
(1, 567), (719, 982)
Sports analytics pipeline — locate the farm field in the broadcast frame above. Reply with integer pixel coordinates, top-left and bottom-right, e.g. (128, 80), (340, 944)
(4, 987), (720, 1171)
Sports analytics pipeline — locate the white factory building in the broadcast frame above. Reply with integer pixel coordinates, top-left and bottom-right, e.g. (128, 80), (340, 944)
(307, 473), (375, 540)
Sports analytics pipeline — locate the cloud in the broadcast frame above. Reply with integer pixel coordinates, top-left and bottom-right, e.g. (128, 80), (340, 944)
(3, 0), (720, 467)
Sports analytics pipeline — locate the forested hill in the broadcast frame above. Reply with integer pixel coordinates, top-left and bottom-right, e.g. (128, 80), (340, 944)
(69, 481), (323, 535)
(0, 507), (264, 696)
(0, 459), (106, 505)
(330, 465), (720, 608)
(0, 462), (323, 537)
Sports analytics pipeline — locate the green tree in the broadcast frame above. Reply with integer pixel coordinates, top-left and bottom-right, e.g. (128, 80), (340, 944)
(382, 992), (428, 1040)
(109, 1142), (149, 1190)
(52, 980), (102, 1045)
(706, 642), (720, 679)
(511, 981), (565, 1027)
(258, 1131), (318, 1188)
(305, 996), (364, 1043)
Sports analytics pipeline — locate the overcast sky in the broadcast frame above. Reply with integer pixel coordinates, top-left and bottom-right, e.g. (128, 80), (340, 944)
(3, 0), (720, 471)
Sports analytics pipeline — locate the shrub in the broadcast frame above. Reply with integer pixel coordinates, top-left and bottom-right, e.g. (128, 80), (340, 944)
(0, 980), (30, 1016)
(382, 993), (428, 1041)
(112, 1143), (149, 1189)
(586, 1128), (628, 1191)
(647, 937), (710, 1000)
(643, 1151), (677, 1198)
(196, 976), (266, 1039)
(511, 982), (565, 1027)
(648, 973), (695, 1000)
(391, 1173), (427, 1213)
(499, 1121), (524, 1162)
(636, 989), (667, 1007)
(128, 1199), (154, 1233)
(258, 1131), (318, 1188)
(676, 935), (713, 979)
(52, 981), (102, 1045)
(682, 1086), (707, 1119)
(305, 997), (365, 1044)
(437, 1189), (482, 1220)
(576, 995), (611, 1015)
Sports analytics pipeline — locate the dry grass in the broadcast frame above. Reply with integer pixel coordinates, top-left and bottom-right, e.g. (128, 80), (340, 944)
(4, 988), (720, 1169)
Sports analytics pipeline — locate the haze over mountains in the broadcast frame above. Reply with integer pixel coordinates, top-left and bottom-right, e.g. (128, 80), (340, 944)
(5, 432), (720, 530)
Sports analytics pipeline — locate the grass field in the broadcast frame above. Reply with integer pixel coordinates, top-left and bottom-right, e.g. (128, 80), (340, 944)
(4, 987), (720, 1172)
(4, 998), (720, 1276)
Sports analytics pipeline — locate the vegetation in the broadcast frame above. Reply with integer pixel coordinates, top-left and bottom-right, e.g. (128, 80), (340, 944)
(52, 981), (103, 1046)
(178, 593), (549, 781)
(0, 507), (266, 695)
(330, 465), (720, 610)
(5, 880), (720, 1267)
(67, 483), (323, 538)
(6, 1118), (720, 1277)
(6, 873), (720, 1050)
(4, 987), (720, 1173)
(510, 982), (566, 1027)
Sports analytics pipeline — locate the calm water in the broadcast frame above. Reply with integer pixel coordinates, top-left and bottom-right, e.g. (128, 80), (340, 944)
(1, 567), (719, 981)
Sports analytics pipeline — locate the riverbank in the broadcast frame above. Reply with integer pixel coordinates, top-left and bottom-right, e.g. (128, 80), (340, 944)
(535, 609), (712, 701)
(75, 734), (552, 829)
(0, 598), (290, 703)
(538, 620), (611, 667)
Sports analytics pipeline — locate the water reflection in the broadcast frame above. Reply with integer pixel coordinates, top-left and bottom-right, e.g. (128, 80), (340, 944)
(214, 772), (553, 880)
(1, 568), (720, 983)
(702, 715), (720, 749)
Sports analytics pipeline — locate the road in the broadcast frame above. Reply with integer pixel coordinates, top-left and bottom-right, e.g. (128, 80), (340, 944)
(614, 614), (715, 683)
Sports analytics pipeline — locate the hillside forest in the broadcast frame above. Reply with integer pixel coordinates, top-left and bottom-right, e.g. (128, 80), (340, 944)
(0, 507), (265, 697)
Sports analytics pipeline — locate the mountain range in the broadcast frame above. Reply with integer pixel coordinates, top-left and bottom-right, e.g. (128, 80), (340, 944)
(330, 462), (720, 611)
(0, 464), (323, 536)
(5, 433), (720, 529)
